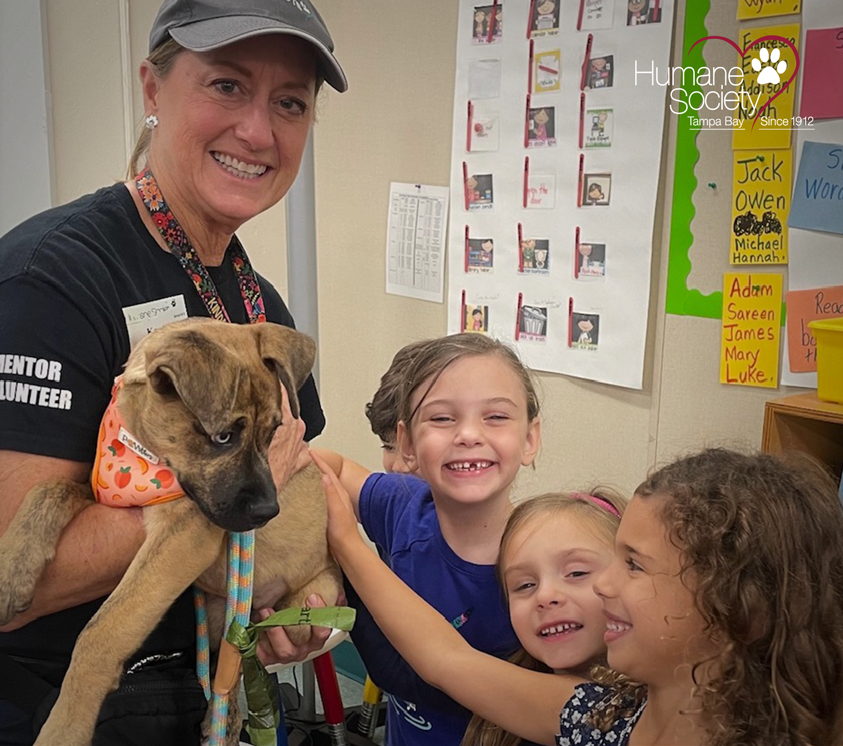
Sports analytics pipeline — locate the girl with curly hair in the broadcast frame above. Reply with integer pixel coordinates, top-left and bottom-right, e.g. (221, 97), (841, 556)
(318, 447), (843, 746)
(566, 448), (843, 746)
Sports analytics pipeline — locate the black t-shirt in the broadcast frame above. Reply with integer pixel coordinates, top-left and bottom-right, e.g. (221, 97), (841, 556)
(0, 183), (325, 666)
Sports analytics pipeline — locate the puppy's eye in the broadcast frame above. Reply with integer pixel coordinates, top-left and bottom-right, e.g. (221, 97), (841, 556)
(212, 431), (234, 446)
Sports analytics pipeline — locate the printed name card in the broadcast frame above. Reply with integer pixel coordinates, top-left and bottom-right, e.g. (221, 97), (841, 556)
(785, 285), (843, 373)
(732, 24), (800, 151)
(730, 150), (791, 265)
(789, 141), (843, 236)
(737, 0), (801, 21)
(720, 273), (783, 388)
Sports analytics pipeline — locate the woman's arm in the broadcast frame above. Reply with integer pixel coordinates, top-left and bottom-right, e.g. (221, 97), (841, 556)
(309, 448), (371, 519)
(0, 450), (145, 631)
(313, 452), (579, 746)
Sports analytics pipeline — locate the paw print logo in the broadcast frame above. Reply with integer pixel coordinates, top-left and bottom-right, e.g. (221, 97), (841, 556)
(751, 47), (787, 85)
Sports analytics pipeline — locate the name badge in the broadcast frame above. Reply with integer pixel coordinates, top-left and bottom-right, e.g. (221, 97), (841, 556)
(122, 295), (188, 349)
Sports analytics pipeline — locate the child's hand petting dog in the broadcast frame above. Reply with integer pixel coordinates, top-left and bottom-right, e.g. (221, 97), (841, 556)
(268, 384), (309, 490)
(311, 450), (364, 559)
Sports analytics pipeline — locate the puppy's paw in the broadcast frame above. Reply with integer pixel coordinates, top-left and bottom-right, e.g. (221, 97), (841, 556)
(0, 551), (42, 625)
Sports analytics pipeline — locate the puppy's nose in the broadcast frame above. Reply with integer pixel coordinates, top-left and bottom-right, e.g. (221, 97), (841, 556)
(246, 497), (279, 526)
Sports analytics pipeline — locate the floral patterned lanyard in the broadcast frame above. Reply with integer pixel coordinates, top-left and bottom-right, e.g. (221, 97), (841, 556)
(135, 167), (266, 324)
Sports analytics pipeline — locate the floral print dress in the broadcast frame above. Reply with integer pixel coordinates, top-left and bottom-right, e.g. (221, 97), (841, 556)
(557, 684), (646, 746)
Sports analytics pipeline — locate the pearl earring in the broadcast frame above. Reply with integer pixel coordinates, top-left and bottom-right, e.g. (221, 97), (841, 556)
(144, 114), (159, 130)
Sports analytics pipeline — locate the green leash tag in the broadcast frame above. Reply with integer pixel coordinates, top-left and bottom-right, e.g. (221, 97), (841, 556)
(225, 606), (356, 746)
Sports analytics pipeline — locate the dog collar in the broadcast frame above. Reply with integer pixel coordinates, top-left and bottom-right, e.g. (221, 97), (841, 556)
(91, 378), (185, 507)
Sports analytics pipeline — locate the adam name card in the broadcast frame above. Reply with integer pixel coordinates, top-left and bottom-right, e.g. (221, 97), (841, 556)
(720, 273), (783, 388)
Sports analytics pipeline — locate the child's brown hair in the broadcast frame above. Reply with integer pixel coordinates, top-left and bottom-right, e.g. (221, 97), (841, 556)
(398, 333), (540, 437)
(365, 340), (432, 443)
(595, 448), (843, 746)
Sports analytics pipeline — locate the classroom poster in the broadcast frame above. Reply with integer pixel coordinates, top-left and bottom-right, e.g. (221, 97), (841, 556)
(782, 0), (843, 389)
(799, 27), (843, 120)
(385, 183), (449, 303)
(720, 273), (783, 388)
(785, 285), (843, 373)
(447, 0), (675, 389)
(732, 23), (800, 151)
(788, 141), (843, 236)
(730, 149), (791, 265)
(737, 0), (801, 21)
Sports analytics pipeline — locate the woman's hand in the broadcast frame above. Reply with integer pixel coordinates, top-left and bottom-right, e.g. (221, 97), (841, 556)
(268, 384), (309, 490)
(310, 450), (364, 559)
(254, 594), (332, 666)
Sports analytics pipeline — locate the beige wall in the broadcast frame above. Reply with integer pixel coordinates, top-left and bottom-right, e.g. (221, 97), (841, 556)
(38, 0), (796, 501)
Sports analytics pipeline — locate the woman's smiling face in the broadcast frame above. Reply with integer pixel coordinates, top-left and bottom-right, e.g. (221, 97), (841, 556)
(142, 34), (316, 236)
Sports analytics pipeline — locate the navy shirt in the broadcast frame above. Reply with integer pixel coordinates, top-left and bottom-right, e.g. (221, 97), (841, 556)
(351, 472), (519, 746)
(0, 183), (324, 666)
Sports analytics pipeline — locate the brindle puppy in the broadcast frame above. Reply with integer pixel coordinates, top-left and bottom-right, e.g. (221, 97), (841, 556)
(0, 318), (342, 746)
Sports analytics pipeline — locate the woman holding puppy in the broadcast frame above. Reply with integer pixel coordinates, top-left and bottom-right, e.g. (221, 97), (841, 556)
(0, 1), (346, 743)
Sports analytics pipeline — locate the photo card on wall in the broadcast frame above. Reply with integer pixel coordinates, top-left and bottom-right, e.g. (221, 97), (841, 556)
(519, 304), (549, 341)
(577, 241), (606, 278)
(584, 108), (613, 148)
(585, 54), (614, 89)
(466, 173), (495, 210)
(528, 106), (557, 147)
(582, 173), (612, 206)
(571, 310), (601, 350)
(465, 303), (490, 333)
(472, 5), (503, 43)
(530, 0), (560, 36)
(520, 237), (551, 274)
(467, 237), (495, 272)
(627, 0), (662, 25)
(534, 50), (561, 92)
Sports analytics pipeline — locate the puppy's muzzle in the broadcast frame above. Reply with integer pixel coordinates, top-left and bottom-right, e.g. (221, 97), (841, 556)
(182, 471), (280, 533)
(243, 489), (281, 527)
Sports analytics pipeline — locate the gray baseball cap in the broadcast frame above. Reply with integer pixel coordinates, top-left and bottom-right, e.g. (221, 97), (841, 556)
(149, 0), (347, 92)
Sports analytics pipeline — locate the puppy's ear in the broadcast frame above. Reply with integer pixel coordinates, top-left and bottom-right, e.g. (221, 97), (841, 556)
(254, 324), (316, 419)
(142, 328), (241, 432)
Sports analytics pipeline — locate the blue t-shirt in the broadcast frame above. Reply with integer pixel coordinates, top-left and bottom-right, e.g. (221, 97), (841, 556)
(557, 683), (646, 746)
(351, 472), (519, 746)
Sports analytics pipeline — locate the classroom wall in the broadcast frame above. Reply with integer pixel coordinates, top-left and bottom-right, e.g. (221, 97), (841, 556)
(34, 0), (799, 500)
(311, 0), (803, 499)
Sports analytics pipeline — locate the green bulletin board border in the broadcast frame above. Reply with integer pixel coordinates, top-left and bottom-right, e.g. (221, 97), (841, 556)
(665, 0), (723, 319)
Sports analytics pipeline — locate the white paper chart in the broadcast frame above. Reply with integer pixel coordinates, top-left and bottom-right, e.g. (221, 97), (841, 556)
(446, 0), (675, 389)
(386, 182), (449, 303)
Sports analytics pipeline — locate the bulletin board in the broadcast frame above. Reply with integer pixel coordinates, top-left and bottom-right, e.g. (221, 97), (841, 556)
(445, 0), (676, 391)
(665, 0), (843, 390)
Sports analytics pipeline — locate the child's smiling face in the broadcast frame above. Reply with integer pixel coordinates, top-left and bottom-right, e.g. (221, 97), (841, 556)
(503, 512), (613, 674)
(399, 354), (540, 510)
(593, 495), (715, 688)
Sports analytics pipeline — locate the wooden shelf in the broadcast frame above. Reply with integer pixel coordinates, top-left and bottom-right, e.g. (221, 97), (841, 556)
(762, 392), (843, 481)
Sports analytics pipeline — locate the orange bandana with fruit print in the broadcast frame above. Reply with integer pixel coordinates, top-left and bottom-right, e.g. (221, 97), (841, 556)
(92, 378), (184, 507)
